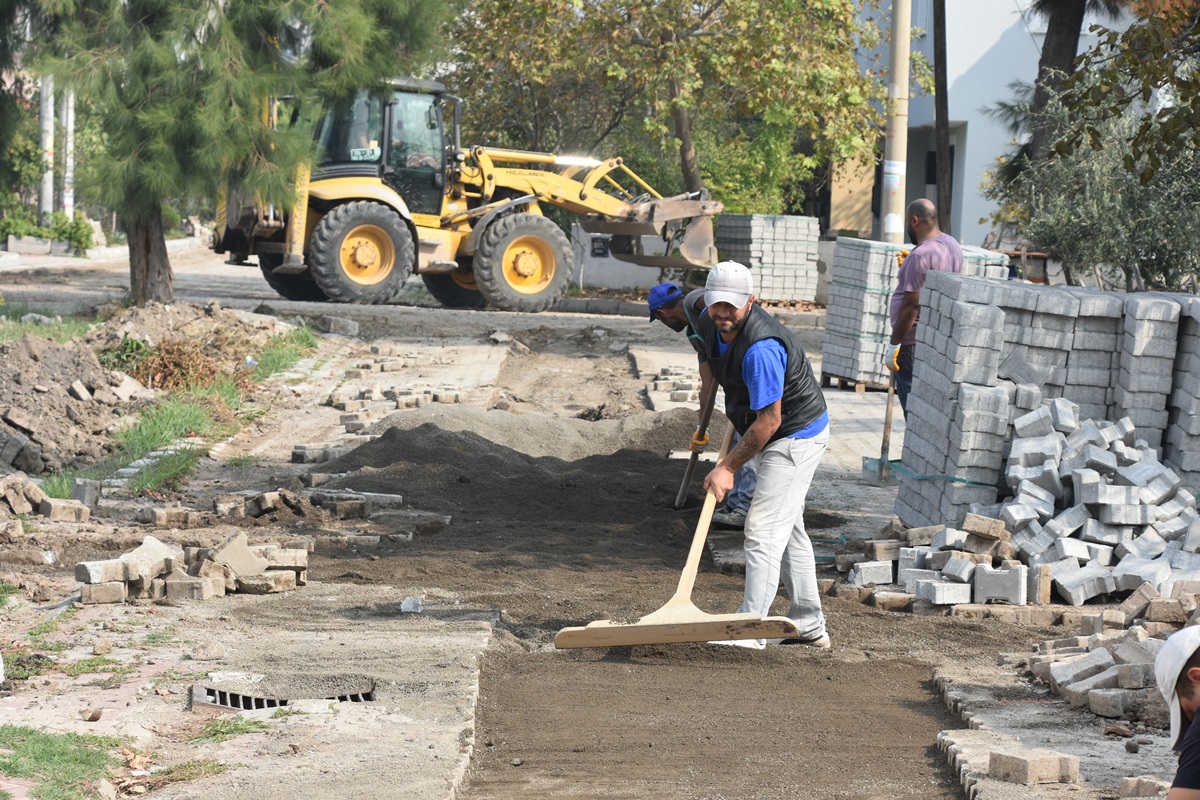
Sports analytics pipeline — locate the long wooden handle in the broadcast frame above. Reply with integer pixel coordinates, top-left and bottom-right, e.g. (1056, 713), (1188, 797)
(880, 373), (896, 480)
(673, 388), (719, 509)
(669, 422), (735, 604)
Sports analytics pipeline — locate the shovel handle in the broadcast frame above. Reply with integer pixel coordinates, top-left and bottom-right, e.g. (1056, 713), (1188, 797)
(670, 423), (735, 603)
(673, 387), (719, 509)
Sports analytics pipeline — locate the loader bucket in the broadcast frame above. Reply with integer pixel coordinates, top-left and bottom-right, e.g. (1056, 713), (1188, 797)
(582, 212), (721, 270)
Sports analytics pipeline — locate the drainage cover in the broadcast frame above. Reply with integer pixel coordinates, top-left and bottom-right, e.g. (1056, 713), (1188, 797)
(191, 677), (377, 712)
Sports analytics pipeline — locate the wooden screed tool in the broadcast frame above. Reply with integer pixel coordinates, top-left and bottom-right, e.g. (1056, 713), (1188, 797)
(673, 387), (718, 509)
(555, 424), (802, 648)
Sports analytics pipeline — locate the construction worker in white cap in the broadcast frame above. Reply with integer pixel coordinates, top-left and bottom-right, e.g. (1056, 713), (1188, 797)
(1157, 626), (1200, 796)
(696, 260), (830, 649)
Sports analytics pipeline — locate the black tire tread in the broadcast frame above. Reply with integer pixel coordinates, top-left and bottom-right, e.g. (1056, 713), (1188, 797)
(308, 201), (413, 305)
(473, 214), (572, 313)
(258, 254), (328, 302)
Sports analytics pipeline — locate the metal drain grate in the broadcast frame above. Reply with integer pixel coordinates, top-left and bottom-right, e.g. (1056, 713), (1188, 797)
(193, 685), (375, 711)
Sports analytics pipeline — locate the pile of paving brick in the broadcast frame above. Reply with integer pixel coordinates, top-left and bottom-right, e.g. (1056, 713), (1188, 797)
(714, 214), (821, 303)
(0, 472), (91, 522)
(897, 273), (1200, 528)
(820, 239), (1009, 387)
(75, 531), (307, 604)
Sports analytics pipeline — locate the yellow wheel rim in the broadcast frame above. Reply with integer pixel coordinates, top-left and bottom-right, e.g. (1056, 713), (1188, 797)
(501, 235), (555, 295)
(339, 225), (395, 286)
(450, 268), (480, 291)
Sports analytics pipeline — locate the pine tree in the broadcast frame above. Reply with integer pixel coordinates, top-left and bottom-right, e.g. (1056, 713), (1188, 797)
(33, 0), (445, 304)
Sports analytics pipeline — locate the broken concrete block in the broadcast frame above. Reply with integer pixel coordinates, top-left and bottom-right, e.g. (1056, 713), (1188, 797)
(914, 579), (972, 605)
(1053, 562), (1117, 606)
(151, 507), (188, 527)
(3, 408), (38, 435)
(236, 571), (297, 594)
(75, 560), (133, 585)
(210, 531), (268, 578)
(974, 564), (1029, 606)
(38, 498), (90, 522)
(4, 485), (32, 515)
(1145, 598), (1188, 623)
(942, 557), (976, 584)
(1119, 775), (1172, 798)
(71, 479), (101, 511)
(1053, 537), (1092, 563)
(988, 748), (1079, 785)
(263, 548), (308, 571)
(68, 380), (92, 401)
(119, 536), (182, 581)
(1088, 687), (1152, 719)
(930, 527), (968, 551)
(315, 315), (359, 337)
(903, 524), (944, 546)
(961, 513), (1007, 540)
(165, 568), (218, 601)
(81, 581), (127, 605)
(863, 539), (903, 561)
(1116, 582), (1160, 625)
(1117, 662), (1156, 690)
(872, 591), (913, 612)
(847, 560), (893, 586)
(196, 559), (237, 593)
(1050, 647), (1115, 694)
(245, 491), (283, 518)
(1063, 665), (1120, 707)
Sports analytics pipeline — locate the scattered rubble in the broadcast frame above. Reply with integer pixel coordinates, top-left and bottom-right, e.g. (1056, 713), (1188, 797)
(0, 472), (89, 522)
(74, 532), (307, 604)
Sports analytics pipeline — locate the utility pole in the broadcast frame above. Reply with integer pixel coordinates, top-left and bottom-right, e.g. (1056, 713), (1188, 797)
(61, 88), (76, 219)
(39, 75), (54, 224)
(933, 0), (951, 234)
(880, 0), (911, 245)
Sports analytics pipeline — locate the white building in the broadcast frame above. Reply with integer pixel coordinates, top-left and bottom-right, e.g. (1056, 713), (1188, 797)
(831, 1), (1133, 248)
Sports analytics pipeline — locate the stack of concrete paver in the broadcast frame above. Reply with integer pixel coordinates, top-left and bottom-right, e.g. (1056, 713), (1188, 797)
(1164, 294), (1200, 490)
(896, 272), (1200, 531)
(820, 238), (1009, 388)
(75, 532), (308, 604)
(714, 214), (820, 304)
(820, 237), (904, 386)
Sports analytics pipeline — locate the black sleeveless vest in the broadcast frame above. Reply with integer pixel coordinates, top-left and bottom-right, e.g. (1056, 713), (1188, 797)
(698, 304), (827, 442)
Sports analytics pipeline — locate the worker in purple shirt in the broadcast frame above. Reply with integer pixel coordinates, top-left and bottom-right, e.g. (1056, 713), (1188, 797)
(884, 198), (962, 417)
(697, 261), (830, 649)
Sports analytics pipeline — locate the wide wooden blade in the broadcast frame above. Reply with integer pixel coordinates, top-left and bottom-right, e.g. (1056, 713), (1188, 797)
(554, 612), (801, 649)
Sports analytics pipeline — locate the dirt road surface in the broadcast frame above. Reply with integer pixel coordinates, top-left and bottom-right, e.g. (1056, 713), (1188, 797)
(0, 247), (1149, 799)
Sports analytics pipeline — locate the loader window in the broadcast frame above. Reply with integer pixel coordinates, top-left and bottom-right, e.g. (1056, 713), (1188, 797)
(315, 93), (385, 165)
(384, 92), (445, 215)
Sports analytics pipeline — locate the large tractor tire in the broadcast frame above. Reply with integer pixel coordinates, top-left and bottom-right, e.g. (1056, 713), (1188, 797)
(308, 201), (413, 304)
(257, 254), (328, 302)
(473, 214), (572, 313)
(421, 263), (487, 309)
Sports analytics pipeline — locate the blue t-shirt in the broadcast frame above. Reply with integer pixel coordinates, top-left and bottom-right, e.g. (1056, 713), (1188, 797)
(713, 336), (829, 438)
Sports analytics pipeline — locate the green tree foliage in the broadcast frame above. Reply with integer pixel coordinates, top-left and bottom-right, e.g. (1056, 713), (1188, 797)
(27, 0), (446, 304)
(985, 90), (1200, 292)
(1058, 6), (1200, 181)
(443, 0), (891, 210)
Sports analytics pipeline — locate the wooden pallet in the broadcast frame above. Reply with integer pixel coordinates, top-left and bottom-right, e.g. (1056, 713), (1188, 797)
(819, 372), (888, 393)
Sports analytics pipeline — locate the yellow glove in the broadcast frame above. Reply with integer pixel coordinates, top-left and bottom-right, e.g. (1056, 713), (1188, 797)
(883, 343), (901, 372)
(896, 249), (910, 268)
(689, 428), (709, 454)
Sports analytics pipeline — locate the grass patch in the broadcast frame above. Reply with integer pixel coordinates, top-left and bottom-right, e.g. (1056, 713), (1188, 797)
(40, 472), (75, 500)
(270, 707), (306, 720)
(1, 653), (52, 680)
(111, 397), (214, 461)
(226, 454), (260, 469)
(0, 725), (119, 800)
(190, 718), (267, 745)
(0, 305), (94, 344)
(28, 607), (78, 647)
(142, 630), (175, 645)
(127, 448), (203, 493)
(59, 656), (123, 677)
(0, 580), (21, 606)
(253, 325), (317, 381)
(144, 759), (228, 789)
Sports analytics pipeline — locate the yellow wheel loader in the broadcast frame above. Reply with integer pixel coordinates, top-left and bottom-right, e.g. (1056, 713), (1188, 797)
(213, 79), (723, 312)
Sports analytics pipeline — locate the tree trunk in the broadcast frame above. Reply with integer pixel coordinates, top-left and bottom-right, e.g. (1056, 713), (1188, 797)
(1028, 0), (1086, 162)
(669, 79), (703, 194)
(128, 210), (174, 305)
(933, 0), (952, 233)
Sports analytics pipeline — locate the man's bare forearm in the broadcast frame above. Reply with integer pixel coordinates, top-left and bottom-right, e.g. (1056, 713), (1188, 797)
(720, 401), (781, 472)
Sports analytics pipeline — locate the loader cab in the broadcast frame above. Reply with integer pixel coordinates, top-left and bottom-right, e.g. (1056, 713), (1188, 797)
(312, 83), (450, 216)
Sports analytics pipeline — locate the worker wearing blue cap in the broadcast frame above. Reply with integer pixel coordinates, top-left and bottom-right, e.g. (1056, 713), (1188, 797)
(649, 282), (757, 528)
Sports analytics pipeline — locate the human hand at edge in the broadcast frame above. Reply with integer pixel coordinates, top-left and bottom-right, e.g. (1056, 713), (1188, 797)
(883, 343), (901, 372)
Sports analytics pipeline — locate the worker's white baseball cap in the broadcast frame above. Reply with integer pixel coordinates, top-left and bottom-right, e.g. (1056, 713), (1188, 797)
(1156, 625), (1200, 750)
(705, 261), (754, 308)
